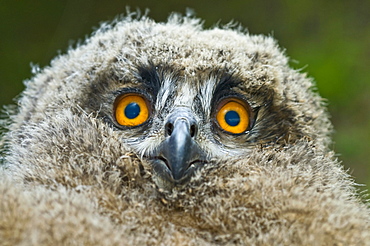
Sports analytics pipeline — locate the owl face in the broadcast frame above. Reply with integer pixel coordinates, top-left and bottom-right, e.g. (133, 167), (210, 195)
(84, 61), (295, 189)
(98, 64), (261, 187)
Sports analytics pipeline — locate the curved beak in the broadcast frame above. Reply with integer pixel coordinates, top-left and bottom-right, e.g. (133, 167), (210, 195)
(151, 107), (207, 186)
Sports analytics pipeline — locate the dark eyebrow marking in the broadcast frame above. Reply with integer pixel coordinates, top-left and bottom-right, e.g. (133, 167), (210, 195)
(136, 63), (183, 102)
(137, 63), (162, 96)
(213, 71), (243, 99)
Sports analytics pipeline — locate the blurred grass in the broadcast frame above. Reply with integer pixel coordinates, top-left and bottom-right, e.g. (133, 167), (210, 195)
(1, 0), (369, 195)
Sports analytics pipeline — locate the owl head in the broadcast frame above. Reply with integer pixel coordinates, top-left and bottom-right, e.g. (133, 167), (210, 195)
(4, 14), (331, 190)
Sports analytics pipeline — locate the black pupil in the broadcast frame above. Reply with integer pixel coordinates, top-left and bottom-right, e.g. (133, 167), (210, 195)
(125, 102), (140, 119)
(225, 111), (240, 126)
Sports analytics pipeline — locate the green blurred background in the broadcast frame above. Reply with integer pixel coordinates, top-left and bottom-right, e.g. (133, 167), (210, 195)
(1, 0), (369, 194)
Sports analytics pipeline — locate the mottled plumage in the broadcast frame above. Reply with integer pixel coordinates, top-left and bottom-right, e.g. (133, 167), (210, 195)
(0, 13), (369, 245)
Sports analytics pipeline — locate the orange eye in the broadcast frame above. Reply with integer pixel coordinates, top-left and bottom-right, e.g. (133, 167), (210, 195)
(216, 98), (250, 134)
(114, 94), (149, 127)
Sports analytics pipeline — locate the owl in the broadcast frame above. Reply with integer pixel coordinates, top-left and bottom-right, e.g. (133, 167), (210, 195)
(0, 13), (369, 245)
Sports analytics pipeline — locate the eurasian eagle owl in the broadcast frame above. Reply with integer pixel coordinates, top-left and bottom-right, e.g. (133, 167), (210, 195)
(0, 13), (369, 245)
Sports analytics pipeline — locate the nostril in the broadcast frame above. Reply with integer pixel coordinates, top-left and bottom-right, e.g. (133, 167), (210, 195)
(165, 122), (174, 136)
(190, 124), (197, 137)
